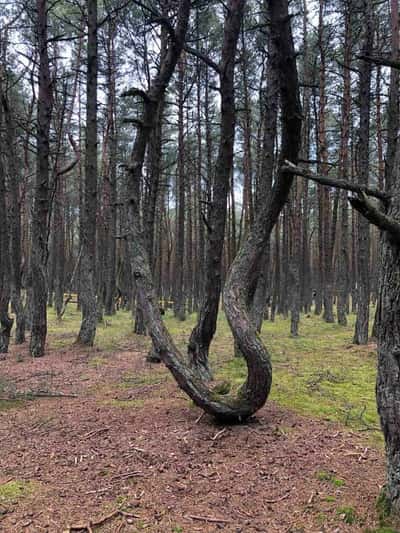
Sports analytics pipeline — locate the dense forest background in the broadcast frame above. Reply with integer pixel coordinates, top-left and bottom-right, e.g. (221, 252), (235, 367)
(1, 0), (395, 350)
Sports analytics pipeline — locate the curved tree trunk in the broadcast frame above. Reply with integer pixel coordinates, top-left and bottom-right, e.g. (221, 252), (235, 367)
(125, 0), (301, 422)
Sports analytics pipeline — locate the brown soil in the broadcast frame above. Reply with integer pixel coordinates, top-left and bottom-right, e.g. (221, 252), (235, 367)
(0, 343), (387, 532)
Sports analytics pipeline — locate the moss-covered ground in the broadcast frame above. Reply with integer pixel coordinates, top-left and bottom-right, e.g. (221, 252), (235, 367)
(46, 305), (381, 443)
(164, 309), (381, 444)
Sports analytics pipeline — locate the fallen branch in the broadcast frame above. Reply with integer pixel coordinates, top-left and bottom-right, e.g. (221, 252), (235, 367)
(84, 487), (112, 495)
(0, 391), (78, 401)
(195, 412), (204, 424)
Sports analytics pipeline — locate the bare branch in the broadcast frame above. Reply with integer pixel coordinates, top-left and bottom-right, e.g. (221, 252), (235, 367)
(282, 160), (390, 202)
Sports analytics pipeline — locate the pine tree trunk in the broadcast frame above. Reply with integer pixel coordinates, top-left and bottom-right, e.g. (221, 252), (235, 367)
(76, 0), (98, 345)
(353, 0), (373, 345)
(337, 5), (352, 326)
(30, 0), (53, 357)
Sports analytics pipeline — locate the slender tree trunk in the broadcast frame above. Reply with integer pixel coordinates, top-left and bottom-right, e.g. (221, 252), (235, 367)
(0, 117), (13, 354)
(30, 0), (53, 357)
(174, 56), (186, 321)
(76, 0), (98, 345)
(353, 0), (373, 345)
(0, 81), (25, 343)
(337, 4), (352, 326)
(318, 0), (334, 323)
(188, 0), (246, 380)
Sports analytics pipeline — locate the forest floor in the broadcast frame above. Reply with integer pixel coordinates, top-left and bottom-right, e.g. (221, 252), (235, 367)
(0, 308), (395, 533)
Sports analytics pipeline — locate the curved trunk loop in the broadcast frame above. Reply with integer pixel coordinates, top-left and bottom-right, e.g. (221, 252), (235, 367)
(127, 0), (301, 422)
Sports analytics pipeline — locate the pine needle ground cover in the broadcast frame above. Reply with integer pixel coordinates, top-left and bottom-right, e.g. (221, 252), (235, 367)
(0, 307), (391, 532)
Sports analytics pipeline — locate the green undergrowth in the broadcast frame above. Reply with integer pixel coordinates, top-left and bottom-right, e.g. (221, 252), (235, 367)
(370, 489), (400, 532)
(365, 529), (400, 533)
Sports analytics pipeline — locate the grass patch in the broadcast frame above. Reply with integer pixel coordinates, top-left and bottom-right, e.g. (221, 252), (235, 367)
(47, 307), (140, 352)
(316, 471), (345, 487)
(0, 399), (24, 411)
(337, 506), (357, 524)
(119, 372), (164, 389)
(88, 355), (109, 368)
(365, 526), (400, 533)
(105, 399), (145, 409)
(365, 529), (400, 533)
(0, 480), (37, 504)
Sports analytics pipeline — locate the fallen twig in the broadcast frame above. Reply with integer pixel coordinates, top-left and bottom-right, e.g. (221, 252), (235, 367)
(184, 514), (231, 524)
(211, 427), (226, 441)
(84, 487), (112, 495)
(82, 427), (110, 440)
(64, 509), (140, 532)
(0, 391), (78, 401)
(28, 391), (78, 398)
(110, 470), (143, 481)
(195, 412), (204, 424)
(264, 491), (291, 504)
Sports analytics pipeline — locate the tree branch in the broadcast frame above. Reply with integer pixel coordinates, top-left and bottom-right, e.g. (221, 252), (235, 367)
(282, 160), (390, 202)
(357, 54), (400, 70)
(120, 87), (151, 100)
(122, 117), (144, 127)
(184, 45), (221, 74)
(349, 193), (400, 242)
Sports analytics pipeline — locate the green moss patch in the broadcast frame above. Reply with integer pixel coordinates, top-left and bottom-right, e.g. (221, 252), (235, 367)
(0, 480), (37, 504)
(105, 399), (145, 409)
(173, 311), (384, 444)
(119, 372), (164, 389)
(337, 506), (357, 524)
(316, 471), (345, 487)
